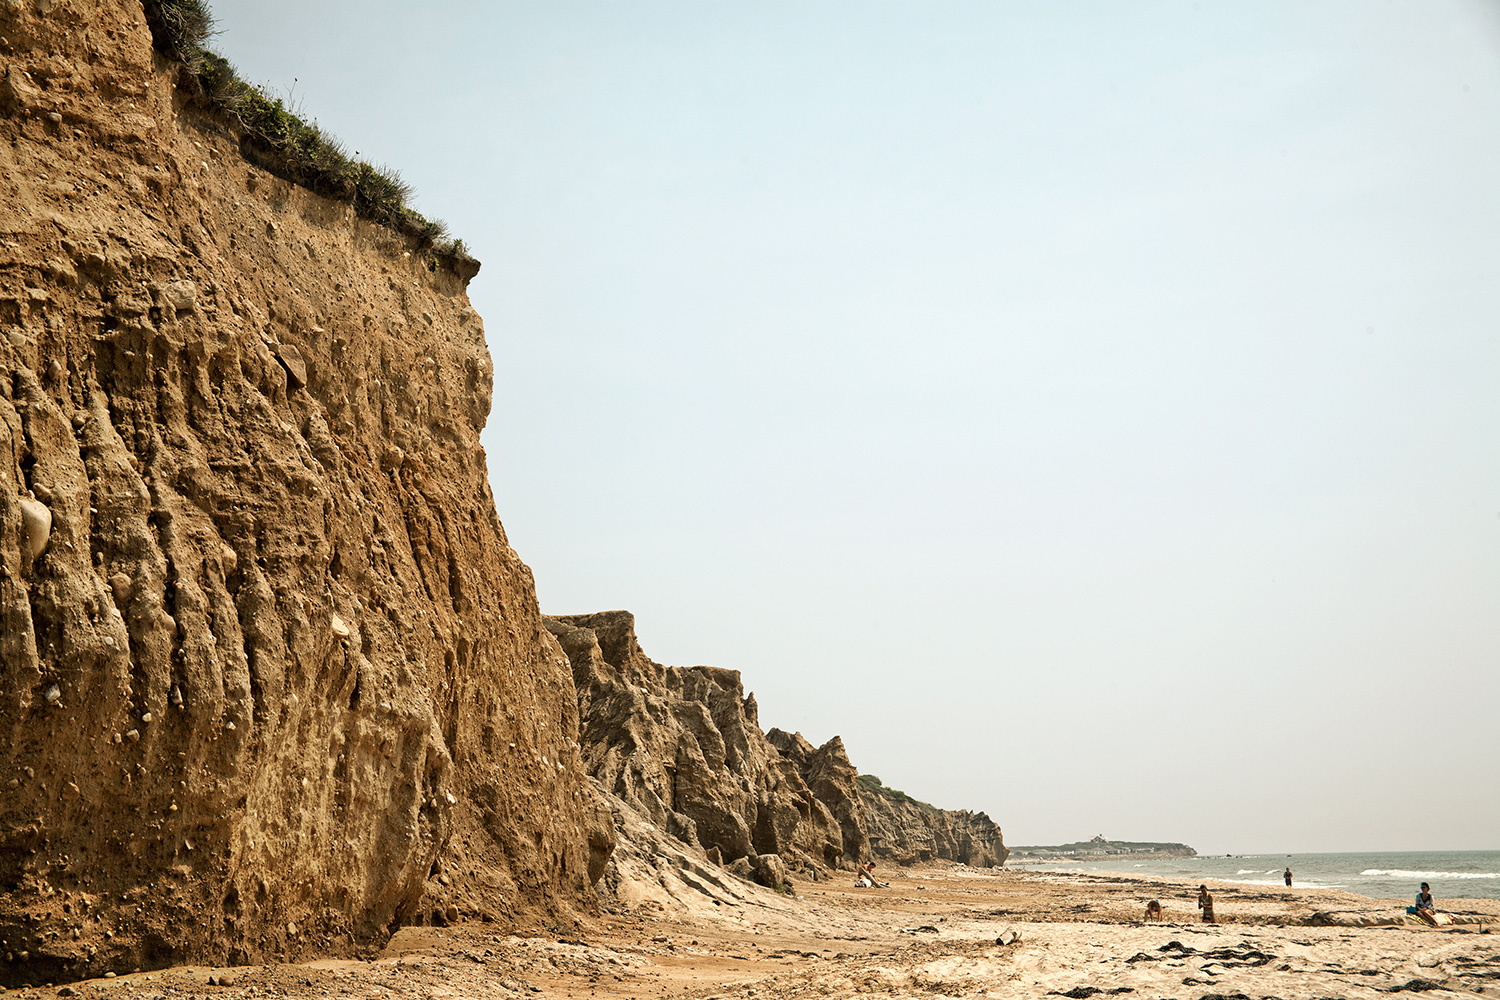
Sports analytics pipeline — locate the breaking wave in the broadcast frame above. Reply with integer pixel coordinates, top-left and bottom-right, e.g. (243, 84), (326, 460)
(1360, 869), (1499, 880)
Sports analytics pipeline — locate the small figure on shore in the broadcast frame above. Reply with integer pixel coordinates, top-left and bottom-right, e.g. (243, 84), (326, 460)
(1197, 885), (1215, 923)
(1413, 882), (1437, 926)
(861, 862), (890, 888)
(1144, 899), (1163, 922)
(1284, 867), (1293, 887)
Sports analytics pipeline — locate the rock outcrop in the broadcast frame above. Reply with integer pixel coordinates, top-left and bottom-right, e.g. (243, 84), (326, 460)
(856, 776), (1008, 868)
(0, 0), (608, 984)
(764, 730), (868, 867)
(547, 612), (847, 876)
(548, 611), (1008, 887)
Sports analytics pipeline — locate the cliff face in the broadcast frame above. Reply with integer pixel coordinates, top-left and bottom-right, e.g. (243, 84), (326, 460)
(857, 779), (1008, 869)
(0, 0), (607, 984)
(547, 612), (847, 874)
(764, 729), (868, 868)
(0, 0), (1006, 979)
(549, 611), (1008, 885)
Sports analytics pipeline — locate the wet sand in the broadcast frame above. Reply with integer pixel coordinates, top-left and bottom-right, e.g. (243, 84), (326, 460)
(32, 864), (1500, 999)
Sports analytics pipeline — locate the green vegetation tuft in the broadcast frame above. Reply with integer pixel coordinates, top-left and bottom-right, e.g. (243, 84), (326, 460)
(855, 774), (936, 813)
(139, 0), (475, 268)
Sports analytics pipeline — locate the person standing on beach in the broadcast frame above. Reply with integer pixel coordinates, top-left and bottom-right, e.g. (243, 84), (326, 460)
(1284, 867), (1293, 887)
(1197, 885), (1216, 923)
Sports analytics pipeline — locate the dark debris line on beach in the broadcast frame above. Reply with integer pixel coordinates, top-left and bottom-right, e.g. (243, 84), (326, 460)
(1124, 940), (1275, 968)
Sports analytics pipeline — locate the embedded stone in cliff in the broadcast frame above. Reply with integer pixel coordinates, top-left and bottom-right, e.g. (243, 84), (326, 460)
(274, 343), (307, 388)
(0, 65), (41, 116)
(109, 572), (134, 601)
(158, 278), (197, 313)
(17, 496), (52, 561)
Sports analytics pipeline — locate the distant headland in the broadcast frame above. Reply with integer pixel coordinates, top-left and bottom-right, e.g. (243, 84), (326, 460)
(1007, 834), (1197, 861)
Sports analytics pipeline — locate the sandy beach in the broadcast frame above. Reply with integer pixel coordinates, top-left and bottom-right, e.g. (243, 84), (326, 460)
(21, 864), (1497, 1000)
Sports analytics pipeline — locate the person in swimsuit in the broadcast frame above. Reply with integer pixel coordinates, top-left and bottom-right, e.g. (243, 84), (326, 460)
(1197, 885), (1215, 923)
(1144, 899), (1163, 922)
(1284, 867), (1293, 887)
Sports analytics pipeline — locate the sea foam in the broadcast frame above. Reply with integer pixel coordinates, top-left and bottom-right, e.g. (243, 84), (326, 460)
(1360, 869), (1498, 880)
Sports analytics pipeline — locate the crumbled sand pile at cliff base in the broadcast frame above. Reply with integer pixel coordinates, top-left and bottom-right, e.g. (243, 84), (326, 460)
(12, 867), (1495, 999)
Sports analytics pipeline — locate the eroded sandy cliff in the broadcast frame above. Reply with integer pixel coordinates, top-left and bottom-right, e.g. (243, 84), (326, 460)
(548, 612), (848, 878)
(858, 777), (1008, 869)
(0, 0), (608, 984)
(0, 0), (1007, 983)
(547, 611), (1006, 891)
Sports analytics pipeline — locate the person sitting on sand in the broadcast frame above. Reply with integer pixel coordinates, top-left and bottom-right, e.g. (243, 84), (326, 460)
(1414, 882), (1437, 926)
(1144, 899), (1162, 922)
(1197, 885), (1215, 924)
(1284, 867), (1293, 887)
(861, 862), (890, 888)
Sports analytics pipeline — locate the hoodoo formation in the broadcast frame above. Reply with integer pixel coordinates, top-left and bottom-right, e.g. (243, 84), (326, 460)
(0, 0), (1002, 984)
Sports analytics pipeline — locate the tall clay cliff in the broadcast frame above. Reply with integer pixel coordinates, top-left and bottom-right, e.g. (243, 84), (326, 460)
(0, 0), (610, 984)
(856, 777), (1008, 869)
(0, 0), (1006, 984)
(547, 611), (1006, 886)
(548, 612), (849, 875)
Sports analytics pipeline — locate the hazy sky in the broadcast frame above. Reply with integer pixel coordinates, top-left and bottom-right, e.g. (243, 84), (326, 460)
(207, 1), (1500, 853)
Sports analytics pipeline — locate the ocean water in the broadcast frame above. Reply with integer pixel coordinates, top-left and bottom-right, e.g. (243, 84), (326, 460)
(1008, 850), (1500, 902)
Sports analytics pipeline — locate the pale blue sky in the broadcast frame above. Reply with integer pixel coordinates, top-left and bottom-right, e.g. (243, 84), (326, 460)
(208, 1), (1500, 853)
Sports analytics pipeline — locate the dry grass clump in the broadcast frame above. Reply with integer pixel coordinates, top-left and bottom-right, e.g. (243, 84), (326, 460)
(143, 0), (214, 63)
(141, 0), (474, 269)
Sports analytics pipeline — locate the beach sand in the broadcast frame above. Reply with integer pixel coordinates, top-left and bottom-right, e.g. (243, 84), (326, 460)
(35, 864), (1500, 999)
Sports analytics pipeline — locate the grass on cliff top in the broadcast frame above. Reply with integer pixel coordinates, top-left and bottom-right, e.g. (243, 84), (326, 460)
(140, 0), (472, 265)
(857, 774), (938, 813)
